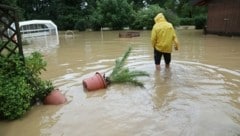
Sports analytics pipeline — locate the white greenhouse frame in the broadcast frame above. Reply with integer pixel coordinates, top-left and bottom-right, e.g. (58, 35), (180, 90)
(9, 20), (58, 39)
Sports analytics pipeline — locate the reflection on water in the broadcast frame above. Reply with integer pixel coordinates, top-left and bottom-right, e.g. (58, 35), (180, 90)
(0, 30), (240, 136)
(23, 35), (59, 56)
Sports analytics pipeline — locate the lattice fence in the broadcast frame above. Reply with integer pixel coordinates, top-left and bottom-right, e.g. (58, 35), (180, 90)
(0, 4), (24, 59)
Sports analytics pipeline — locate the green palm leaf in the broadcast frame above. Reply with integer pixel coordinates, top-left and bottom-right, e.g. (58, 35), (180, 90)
(108, 47), (149, 87)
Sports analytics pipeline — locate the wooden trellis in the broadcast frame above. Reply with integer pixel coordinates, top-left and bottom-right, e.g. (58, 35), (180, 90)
(0, 4), (24, 59)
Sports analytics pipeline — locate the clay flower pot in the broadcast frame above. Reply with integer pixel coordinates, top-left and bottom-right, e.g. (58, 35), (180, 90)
(43, 89), (66, 105)
(82, 72), (107, 91)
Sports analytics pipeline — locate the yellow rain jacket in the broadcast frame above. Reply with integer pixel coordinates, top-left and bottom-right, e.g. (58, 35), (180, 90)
(151, 13), (179, 53)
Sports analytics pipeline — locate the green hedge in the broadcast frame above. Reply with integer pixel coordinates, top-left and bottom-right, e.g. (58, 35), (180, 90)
(0, 52), (53, 120)
(194, 15), (207, 29)
(179, 16), (207, 29)
(180, 17), (195, 25)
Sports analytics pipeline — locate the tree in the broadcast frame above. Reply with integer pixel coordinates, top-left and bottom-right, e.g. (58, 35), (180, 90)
(2, 0), (207, 30)
(145, 0), (166, 5)
(176, 0), (206, 18)
(127, 0), (145, 10)
(131, 4), (179, 30)
(0, 0), (17, 7)
(0, 0), (24, 20)
(164, 0), (178, 11)
(17, 0), (57, 20)
(96, 0), (135, 30)
(132, 4), (164, 30)
(88, 9), (103, 30)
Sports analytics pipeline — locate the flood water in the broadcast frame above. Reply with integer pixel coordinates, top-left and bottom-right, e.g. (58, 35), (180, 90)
(0, 30), (240, 136)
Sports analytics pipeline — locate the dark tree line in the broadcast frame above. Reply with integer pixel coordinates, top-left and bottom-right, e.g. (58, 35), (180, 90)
(0, 0), (207, 30)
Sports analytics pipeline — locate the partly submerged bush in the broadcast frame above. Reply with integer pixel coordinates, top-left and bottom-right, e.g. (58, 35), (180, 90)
(0, 52), (53, 120)
(25, 52), (54, 102)
(0, 55), (34, 120)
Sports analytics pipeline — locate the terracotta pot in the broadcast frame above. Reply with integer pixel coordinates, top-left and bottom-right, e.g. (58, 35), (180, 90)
(43, 89), (66, 105)
(82, 72), (107, 91)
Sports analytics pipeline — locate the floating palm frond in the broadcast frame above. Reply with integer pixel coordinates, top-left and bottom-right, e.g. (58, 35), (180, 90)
(107, 47), (149, 87)
(110, 47), (132, 78)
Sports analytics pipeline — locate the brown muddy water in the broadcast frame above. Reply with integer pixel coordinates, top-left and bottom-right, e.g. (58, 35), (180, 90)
(0, 30), (240, 136)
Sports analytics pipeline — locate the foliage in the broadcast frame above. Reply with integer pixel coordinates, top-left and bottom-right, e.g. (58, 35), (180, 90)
(0, 74), (34, 120)
(164, 9), (180, 27)
(179, 15), (206, 29)
(194, 15), (207, 29)
(0, 55), (33, 120)
(25, 52), (47, 76)
(56, 14), (80, 30)
(0, 40), (18, 57)
(96, 0), (135, 30)
(2, 0), (207, 30)
(128, 0), (146, 10)
(176, 1), (207, 18)
(131, 5), (164, 30)
(88, 9), (103, 31)
(74, 18), (87, 31)
(109, 47), (132, 78)
(0, 52), (54, 120)
(180, 17), (195, 25)
(131, 5), (179, 30)
(0, 0), (24, 20)
(164, 0), (178, 12)
(107, 47), (149, 87)
(25, 52), (54, 102)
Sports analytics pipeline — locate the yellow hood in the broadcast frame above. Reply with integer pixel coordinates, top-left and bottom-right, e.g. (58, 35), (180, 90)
(154, 13), (166, 23)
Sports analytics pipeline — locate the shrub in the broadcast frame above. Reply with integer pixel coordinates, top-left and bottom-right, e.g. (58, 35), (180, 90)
(88, 10), (103, 31)
(131, 5), (165, 30)
(180, 17), (195, 25)
(90, 0), (134, 30)
(194, 15), (207, 29)
(0, 52), (54, 120)
(25, 52), (54, 102)
(56, 15), (78, 30)
(74, 18), (86, 31)
(130, 5), (179, 30)
(164, 9), (180, 27)
(0, 55), (34, 120)
(0, 75), (34, 120)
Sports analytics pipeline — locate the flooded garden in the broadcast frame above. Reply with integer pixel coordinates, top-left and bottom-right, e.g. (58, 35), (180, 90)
(0, 29), (240, 136)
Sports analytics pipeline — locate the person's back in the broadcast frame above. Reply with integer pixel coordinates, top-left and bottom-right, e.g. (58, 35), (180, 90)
(151, 14), (177, 53)
(151, 13), (179, 69)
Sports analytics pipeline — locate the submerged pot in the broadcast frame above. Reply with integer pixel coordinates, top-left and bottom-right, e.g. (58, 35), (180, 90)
(82, 72), (107, 91)
(43, 89), (66, 105)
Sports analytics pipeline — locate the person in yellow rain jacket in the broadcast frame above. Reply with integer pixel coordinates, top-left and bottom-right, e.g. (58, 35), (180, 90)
(151, 13), (179, 70)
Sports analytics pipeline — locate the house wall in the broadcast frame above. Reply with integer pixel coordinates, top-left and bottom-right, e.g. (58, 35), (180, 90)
(206, 0), (240, 35)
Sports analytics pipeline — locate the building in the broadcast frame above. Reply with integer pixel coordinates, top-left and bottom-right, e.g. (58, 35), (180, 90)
(193, 0), (240, 36)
